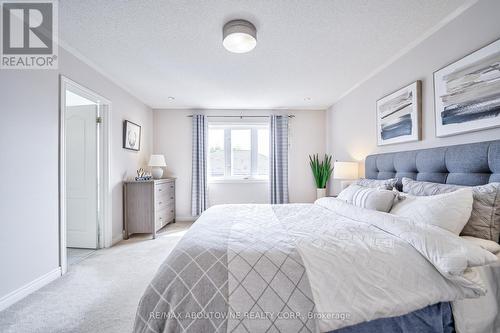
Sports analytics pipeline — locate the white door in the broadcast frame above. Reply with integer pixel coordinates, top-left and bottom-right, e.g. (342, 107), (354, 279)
(66, 105), (98, 249)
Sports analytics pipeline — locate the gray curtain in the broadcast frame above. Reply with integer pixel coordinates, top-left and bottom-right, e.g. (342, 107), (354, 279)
(191, 115), (208, 216)
(269, 115), (289, 204)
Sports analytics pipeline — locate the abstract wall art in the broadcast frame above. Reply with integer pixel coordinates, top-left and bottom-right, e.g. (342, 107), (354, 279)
(376, 81), (421, 146)
(434, 39), (500, 137)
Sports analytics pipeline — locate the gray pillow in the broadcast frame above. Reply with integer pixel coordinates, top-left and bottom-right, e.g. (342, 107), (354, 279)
(338, 184), (398, 213)
(354, 178), (398, 190)
(402, 177), (500, 242)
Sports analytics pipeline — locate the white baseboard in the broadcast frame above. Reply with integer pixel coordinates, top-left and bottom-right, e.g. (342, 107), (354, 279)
(112, 234), (123, 246)
(175, 216), (197, 222)
(0, 267), (61, 312)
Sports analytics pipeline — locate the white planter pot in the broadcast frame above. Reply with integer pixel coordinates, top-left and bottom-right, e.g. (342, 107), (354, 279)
(316, 188), (327, 199)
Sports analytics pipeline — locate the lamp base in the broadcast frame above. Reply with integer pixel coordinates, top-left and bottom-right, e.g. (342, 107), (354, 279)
(151, 167), (163, 179)
(340, 180), (355, 191)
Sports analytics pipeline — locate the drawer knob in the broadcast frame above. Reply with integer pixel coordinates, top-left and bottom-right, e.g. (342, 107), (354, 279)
(170, 186), (174, 188)
(158, 189), (162, 192)
(170, 197), (173, 200)
(170, 210), (174, 213)
(159, 201), (162, 204)
(159, 217), (162, 220)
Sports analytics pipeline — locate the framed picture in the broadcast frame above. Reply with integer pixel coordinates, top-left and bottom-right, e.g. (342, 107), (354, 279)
(376, 81), (421, 146)
(123, 120), (141, 151)
(434, 38), (500, 137)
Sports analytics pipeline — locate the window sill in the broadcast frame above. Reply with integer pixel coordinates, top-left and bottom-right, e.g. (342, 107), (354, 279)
(208, 178), (269, 184)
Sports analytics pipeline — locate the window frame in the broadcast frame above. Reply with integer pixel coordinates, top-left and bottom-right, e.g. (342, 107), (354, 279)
(208, 122), (269, 183)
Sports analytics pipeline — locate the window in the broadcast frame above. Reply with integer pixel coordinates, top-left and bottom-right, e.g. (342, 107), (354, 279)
(208, 123), (269, 181)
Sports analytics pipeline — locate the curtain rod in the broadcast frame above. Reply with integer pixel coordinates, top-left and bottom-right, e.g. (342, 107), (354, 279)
(186, 115), (295, 118)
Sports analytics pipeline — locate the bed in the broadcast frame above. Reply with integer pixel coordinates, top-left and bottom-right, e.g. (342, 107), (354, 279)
(133, 140), (500, 333)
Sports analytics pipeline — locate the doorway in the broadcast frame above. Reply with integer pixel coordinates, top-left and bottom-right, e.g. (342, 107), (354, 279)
(59, 76), (111, 273)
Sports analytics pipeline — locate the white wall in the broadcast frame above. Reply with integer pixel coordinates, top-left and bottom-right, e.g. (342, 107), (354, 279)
(208, 183), (268, 206)
(153, 109), (326, 219)
(0, 70), (60, 305)
(326, 0), (500, 194)
(0, 47), (152, 305)
(59, 48), (153, 242)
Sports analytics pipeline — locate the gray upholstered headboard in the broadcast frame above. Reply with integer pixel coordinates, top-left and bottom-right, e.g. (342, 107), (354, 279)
(365, 140), (500, 187)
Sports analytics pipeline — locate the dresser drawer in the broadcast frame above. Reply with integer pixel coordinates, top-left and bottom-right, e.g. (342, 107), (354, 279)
(165, 207), (175, 224)
(155, 213), (164, 230)
(155, 182), (175, 196)
(155, 209), (167, 229)
(155, 206), (175, 229)
(155, 195), (174, 210)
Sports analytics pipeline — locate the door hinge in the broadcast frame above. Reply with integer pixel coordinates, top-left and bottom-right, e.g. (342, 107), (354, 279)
(96, 116), (103, 124)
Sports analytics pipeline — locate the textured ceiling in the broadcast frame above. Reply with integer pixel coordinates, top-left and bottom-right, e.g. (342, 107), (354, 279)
(59, 0), (470, 109)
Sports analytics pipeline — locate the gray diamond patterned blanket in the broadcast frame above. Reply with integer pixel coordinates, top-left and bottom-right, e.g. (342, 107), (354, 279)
(134, 201), (497, 333)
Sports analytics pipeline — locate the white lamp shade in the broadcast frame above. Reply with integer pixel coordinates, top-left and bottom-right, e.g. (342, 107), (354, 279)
(148, 155), (166, 167)
(333, 161), (359, 180)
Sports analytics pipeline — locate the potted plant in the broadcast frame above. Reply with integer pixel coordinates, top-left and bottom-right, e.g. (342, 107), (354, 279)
(309, 154), (333, 199)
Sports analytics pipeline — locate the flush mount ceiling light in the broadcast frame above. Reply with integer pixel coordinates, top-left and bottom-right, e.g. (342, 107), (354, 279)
(223, 19), (257, 53)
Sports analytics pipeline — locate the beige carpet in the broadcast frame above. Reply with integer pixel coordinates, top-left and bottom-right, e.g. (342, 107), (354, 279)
(0, 221), (192, 333)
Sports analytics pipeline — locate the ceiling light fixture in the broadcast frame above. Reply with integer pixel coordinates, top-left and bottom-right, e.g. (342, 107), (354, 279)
(223, 19), (257, 53)
(168, 96), (175, 101)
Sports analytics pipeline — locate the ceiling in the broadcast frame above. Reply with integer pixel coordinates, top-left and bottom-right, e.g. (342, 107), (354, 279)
(59, 0), (470, 110)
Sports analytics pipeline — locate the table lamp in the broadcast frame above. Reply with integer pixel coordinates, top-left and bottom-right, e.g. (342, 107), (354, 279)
(149, 155), (167, 179)
(333, 161), (359, 191)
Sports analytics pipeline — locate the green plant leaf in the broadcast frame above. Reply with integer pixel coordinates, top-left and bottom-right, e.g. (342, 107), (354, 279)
(309, 153), (333, 189)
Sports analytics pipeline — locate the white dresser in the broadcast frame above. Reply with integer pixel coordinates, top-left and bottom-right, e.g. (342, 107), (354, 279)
(123, 178), (176, 239)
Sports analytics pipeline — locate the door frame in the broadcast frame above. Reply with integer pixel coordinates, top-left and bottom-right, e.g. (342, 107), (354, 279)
(59, 75), (112, 274)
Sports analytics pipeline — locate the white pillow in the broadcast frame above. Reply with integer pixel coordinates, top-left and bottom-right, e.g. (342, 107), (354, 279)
(337, 184), (398, 213)
(390, 188), (473, 235)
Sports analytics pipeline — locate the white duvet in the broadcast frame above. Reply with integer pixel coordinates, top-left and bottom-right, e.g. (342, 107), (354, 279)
(281, 198), (498, 332)
(452, 256), (500, 333)
(135, 199), (498, 333)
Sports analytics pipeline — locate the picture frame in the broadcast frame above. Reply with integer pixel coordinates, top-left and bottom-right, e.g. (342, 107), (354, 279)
(123, 120), (141, 151)
(376, 81), (421, 146)
(434, 38), (500, 137)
